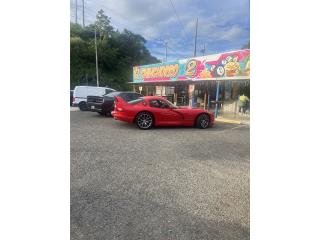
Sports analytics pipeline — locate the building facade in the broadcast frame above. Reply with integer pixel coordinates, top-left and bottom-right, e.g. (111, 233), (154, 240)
(131, 49), (250, 116)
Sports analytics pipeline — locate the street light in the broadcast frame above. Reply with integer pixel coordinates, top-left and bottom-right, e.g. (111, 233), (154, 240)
(94, 26), (99, 87)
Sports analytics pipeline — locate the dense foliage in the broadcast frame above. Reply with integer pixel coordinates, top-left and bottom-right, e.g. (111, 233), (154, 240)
(70, 9), (159, 90)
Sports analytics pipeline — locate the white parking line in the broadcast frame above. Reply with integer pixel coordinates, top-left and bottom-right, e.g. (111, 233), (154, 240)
(214, 124), (248, 133)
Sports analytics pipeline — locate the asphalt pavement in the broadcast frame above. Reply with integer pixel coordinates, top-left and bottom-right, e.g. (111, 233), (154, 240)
(71, 110), (250, 240)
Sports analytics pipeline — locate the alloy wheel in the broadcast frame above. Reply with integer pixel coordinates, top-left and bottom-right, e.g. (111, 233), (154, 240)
(136, 112), (153, 129)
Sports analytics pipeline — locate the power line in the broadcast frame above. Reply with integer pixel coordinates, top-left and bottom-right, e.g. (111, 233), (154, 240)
(157, 38), (189, 59)
(71, 6), (191, 60)
(168, 0), (190, 41)
(168, 0), (188, 36)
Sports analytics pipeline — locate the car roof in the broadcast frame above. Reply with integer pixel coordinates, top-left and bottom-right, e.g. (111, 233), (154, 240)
(142, 96), (166, 100)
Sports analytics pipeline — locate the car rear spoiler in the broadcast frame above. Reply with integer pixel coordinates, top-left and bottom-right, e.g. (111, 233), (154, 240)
(114, 96), (126, 103)
(114, 96), (129, 107)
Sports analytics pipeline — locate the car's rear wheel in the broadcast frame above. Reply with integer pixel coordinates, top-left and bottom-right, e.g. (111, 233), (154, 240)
(136, 112), (153, 130)
(196, 113), (210, 129)
(79, 101), (87, 111)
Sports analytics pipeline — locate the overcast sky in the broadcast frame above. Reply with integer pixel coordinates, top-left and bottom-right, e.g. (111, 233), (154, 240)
(70, 0), (250, 61)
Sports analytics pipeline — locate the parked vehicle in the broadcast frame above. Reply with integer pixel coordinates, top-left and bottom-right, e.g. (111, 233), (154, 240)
(72, 86), (116, 111)
(87, 91), (143, 116)
(112, 96), (214, 130)
(70, 90), (74, 107)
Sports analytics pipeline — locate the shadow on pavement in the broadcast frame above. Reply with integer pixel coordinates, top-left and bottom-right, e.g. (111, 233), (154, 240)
(71, 186), (249, 240)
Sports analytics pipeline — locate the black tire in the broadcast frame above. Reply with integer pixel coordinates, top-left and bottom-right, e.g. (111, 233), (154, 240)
(135, 112), (153, 130)
(196, 113), (210, 129)
(79, 102), (88, 111)
(98, 112), (106, 116)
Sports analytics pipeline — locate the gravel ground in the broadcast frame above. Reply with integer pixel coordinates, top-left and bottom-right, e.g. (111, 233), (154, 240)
(71, 110), (250, 240)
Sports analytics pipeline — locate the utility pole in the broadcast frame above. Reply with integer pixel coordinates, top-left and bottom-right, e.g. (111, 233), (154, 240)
(200, 43), (206, 56)
(165, 42), (168, 62)
(95, 27), (99, 86)
(202, 43), (206, 56)
(193, 17), (198, 57)
(75, 0), (78, 24)
(82, 0), (85, 27)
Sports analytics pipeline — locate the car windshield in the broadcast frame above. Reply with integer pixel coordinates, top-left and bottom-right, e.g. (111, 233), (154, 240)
(166, 99), (178, 109)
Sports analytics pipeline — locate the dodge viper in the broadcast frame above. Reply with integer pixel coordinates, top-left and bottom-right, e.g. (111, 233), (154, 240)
(111, 96), (214, 130)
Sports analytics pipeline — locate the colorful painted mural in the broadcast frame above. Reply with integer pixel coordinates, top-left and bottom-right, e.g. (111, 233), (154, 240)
(133, 49), (250, 82)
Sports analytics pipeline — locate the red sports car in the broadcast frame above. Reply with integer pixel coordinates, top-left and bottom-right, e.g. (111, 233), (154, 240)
(111, 96), (214, 130)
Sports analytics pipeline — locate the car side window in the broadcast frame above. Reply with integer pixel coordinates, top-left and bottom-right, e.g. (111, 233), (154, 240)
(158, 100), (170, 109)
(149, 100), (169, 109)
(133, 93), (142, 99)
(149, 100), (161, 108)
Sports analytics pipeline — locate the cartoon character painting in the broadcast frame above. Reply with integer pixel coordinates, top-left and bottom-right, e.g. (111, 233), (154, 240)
(224, 59), (241, 77)
(133, 66), (140, 80)
(133, 49), (250, 82)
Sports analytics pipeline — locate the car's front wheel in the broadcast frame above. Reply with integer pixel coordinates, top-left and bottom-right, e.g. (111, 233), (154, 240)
(196, 113), (210, 129)
(136, 112), (153, 130)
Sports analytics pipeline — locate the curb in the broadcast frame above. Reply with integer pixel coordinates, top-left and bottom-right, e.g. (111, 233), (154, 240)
(215, 118), (250, 125)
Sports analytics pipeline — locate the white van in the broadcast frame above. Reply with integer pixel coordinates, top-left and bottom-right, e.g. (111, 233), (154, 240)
(72, 86), (116, 111)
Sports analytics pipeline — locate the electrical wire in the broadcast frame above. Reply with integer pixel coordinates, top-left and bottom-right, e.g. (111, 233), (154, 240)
(168, 0), (190, 41)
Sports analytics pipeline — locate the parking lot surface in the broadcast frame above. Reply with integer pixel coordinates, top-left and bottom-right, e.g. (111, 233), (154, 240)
(71, 110), (250, 240)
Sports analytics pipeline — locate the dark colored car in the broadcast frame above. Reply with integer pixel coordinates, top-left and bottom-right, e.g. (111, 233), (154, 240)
(87, 91), (143, 116)
(70, 90), (74, 106)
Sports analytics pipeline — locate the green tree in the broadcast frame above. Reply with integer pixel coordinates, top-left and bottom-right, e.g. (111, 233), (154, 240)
(95, 9), (113, 40)
(70, 10), (160, 90)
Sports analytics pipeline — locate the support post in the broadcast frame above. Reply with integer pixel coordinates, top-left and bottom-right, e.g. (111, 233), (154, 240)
(214, 81), (220, 117)
(188, 84), (195, 107)
(207, 93), (210, 110)
(203, 93), (206, 110)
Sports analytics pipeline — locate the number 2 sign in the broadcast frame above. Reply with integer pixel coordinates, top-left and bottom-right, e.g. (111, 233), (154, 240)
(185, 59), (197, 78)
